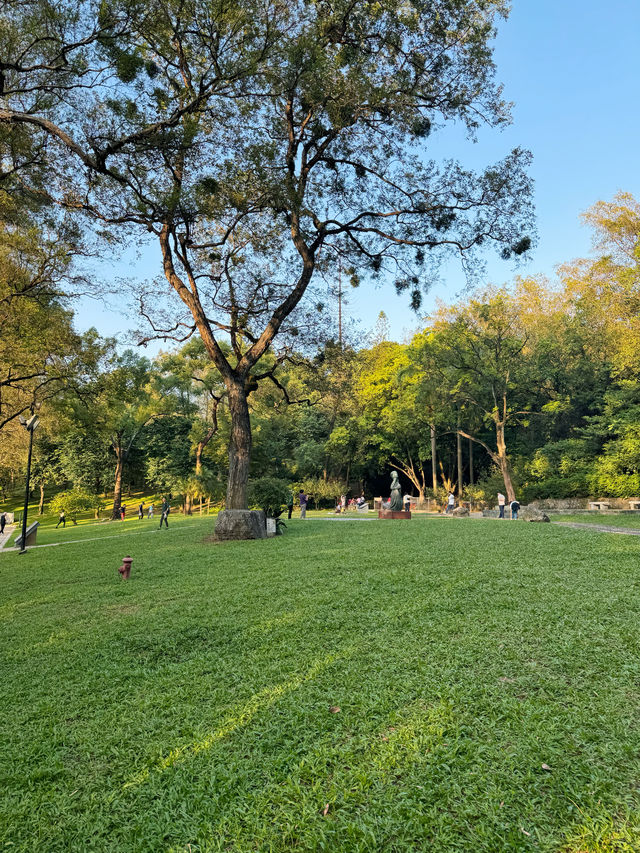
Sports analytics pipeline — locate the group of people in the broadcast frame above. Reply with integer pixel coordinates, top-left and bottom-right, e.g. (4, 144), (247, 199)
(497, 492), (521, 519)
(118, 497), (171, 526)
(335, 494), (367, 513)
(445, 491), (521, 518)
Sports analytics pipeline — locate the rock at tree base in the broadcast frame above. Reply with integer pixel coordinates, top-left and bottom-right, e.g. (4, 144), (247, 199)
(214, 509), (267, 540)
(452, 506), (469, 517)
(520, 507), (550, 523)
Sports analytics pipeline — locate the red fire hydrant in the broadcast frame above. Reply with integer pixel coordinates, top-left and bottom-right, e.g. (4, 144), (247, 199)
(118, 555), (133, 579)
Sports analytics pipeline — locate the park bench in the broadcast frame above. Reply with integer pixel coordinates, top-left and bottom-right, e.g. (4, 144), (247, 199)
(356, 502), (370, 512)
(14, 520), (39, 549)
(588, 501), (610, 511)
(629, 500), (640, 510)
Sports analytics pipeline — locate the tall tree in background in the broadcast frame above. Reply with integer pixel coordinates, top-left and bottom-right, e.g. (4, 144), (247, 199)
(416, 287), (554, 502)
(1, 0), (534, 526)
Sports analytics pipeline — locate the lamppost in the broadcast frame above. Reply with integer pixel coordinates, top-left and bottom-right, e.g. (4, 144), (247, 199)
(18, 413), (39, 555)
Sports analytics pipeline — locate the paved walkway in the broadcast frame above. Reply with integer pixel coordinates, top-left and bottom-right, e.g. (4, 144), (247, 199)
(314, 516), (377, 522)
(554, 521), (640, 536)
(0, 524), (16, 550)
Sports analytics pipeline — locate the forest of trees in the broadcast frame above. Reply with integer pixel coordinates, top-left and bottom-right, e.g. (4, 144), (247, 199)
(2, 2), (639, 519)
(2, 192), (640, 513)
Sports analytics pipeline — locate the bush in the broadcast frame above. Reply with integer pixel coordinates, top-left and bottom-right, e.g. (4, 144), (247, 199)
(248, 477), (291, 518)
(49, 489), (96, 523)
(296, 478), (344, 510)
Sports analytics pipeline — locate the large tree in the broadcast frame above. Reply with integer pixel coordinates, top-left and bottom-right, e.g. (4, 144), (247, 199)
(414, 287), (554, 502)
(1, 0), (534, 519)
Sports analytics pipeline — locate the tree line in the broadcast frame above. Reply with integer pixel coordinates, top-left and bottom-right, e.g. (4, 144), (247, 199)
(1, 0), (534, 525)
(2, 192), (639, 513)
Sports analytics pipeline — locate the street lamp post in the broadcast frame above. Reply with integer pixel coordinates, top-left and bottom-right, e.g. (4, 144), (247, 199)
(19, 414), (39, 555)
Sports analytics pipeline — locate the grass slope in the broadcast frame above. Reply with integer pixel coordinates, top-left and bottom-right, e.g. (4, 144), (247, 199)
(1, 517), (639, 852)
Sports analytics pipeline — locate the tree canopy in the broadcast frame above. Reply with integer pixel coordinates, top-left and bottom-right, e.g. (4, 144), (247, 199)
(1, 0), (534, 518)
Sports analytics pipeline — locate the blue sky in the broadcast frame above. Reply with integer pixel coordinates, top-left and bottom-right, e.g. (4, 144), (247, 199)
(76, 0), (640, 347)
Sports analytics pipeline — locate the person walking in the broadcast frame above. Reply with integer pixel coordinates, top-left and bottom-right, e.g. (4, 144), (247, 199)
(159, 497), (169, 528)
(120, 505), (126, 520)
(138, 502), (144, 520)
(497, 492), (506, 519)
(56, 510), (66, 528)
(510, 498), (520, 520)
(286, 491), (294, 520)
(147, 503), (154, 519)
(0, 512), (6, 535)
(299, 490), (308, 519)
(446, 492), (455, 513)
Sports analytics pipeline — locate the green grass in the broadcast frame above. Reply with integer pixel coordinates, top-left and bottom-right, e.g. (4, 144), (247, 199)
(4, 508), (214, 548)
(1, 485), (183, 528)
(1, 517), (640, 852)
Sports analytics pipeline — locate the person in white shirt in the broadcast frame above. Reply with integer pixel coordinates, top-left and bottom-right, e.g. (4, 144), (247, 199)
(497, 492), (506, 518)
(447, 492), (455, 513)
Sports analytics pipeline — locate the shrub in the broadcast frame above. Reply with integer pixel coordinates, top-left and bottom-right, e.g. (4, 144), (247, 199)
(248, 477), (291, 518)
(49, 489), (96, 524)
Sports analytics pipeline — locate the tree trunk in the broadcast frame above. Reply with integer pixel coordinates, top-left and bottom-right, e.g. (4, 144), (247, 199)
(38, 483), (45, 515)
(226, 380), (252, 509)
(185, 493), (192, 515)
(456, 413), (463, 498)
(111, 443), (125, 519)
(468, 438), (473, 485)
(495, 421), (515, 502)
(430, 424), (437, 492)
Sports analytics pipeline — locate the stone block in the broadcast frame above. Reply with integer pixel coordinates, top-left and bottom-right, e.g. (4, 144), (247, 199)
(520, 507), (550, 523)
(451, 506), (469, 517)
(378, 510), (411, 519)
(214, 509), (267, 540)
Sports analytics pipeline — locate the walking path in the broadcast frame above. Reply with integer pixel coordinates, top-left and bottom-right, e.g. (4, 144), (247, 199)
(554, 521), (640, 536)
(314, 516), (377, 522)
(0, 524), (16, 550)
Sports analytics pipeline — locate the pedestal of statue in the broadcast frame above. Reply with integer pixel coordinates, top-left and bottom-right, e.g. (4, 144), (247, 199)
(378, 510), (412, 520)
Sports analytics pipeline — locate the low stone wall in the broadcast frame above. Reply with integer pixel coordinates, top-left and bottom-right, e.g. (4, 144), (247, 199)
(529, 498), (588, 510)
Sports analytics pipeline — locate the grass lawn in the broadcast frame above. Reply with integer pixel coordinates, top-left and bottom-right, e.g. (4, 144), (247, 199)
(1, 487), (180, 538)
(1, 517), (640, 852)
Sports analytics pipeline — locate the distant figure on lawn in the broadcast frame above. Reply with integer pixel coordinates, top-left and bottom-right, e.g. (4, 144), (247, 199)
(403, 493), (411, 512)
(299, 490), (308, 519)
(497, 492), (506, 518)
(286, 491), (294, 520)
(0, 512), (6, 535)
(446, 492), (455, 513)
(138, 503), (144, 520)
(510, 499), (520, 520)
(159, 497), (170, 528)
(56, 511), (66, 528)
(120, 505), (126, 520)
(148, 504), (154, 519)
